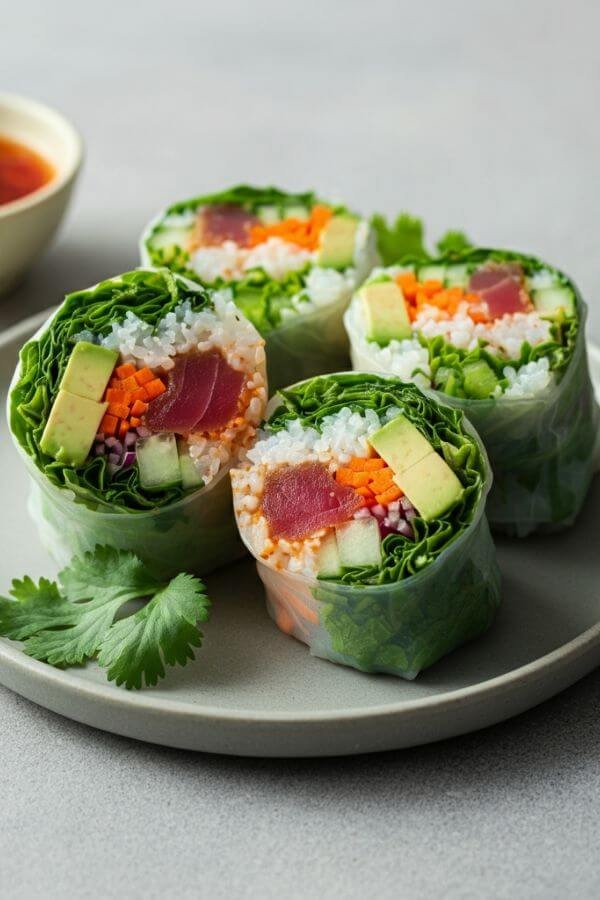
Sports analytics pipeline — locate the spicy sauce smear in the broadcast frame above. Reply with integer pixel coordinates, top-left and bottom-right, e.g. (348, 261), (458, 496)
(0, 136), (54, 206)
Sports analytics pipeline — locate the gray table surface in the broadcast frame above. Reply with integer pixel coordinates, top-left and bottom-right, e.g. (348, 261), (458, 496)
(1, 1), (599, 897)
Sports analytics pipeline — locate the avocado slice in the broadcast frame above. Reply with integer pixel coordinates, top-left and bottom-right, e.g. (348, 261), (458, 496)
(532, 286), (575, 318)
(463, 359), (499, 399)
(393, 451), (463, 521)
(40, 390), (108, 466)
(257, 205), (281, 225)
(137, 433), (182, 492)
(368, 415), (433, 475)
(317, 215), (358, 269)
(60, 341), (118, 403)
(360, 281), (412, 344)
(316, 531), (343, 578)
(335, 518), (382, 568)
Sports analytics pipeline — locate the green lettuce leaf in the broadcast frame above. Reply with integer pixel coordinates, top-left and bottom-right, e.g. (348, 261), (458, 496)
(370, 212), (428, 265)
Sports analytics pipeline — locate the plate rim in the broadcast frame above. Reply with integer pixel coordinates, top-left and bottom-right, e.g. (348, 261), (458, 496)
(1, 309), (600, 731)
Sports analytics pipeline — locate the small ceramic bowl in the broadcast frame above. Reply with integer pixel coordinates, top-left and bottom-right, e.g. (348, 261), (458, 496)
(0, 93), (83, 297)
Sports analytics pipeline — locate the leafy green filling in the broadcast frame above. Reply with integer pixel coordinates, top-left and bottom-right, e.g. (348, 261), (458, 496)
(145, 184), (352, 334)
(267, 373), (487, 586)
(10, 269), (212, 511)
(0, 546), (211, 689)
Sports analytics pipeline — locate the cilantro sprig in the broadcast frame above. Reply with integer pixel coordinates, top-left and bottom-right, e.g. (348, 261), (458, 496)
(0, 546), (211, 689)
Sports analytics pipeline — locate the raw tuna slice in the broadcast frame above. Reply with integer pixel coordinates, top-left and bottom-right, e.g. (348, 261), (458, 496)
(469, 263), (528, 319)
(469, 262), (523, 292)
(196, 204), (260, 248)
(195, 354), (244, 432)
(262, 462), (361, 540)
(145, 353), (220, 434)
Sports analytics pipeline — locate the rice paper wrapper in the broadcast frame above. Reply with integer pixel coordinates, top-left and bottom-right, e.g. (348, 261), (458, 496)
(347, 301), (600, 537)
(256, 503), (499, 679)
(238, 382), (500, 680)
(8, 283), (263, 580)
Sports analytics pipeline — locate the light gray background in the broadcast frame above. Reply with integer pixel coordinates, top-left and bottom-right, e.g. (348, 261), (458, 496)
(1, 1), (599, 897)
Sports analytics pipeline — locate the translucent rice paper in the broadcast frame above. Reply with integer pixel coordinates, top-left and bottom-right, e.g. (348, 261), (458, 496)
(8, 295), (264, 580)
(235, 389), (500, 680)
(347, 299), (600, 537)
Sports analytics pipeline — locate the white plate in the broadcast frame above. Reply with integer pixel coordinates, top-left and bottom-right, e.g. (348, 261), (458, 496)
(1, 311), (599, 757)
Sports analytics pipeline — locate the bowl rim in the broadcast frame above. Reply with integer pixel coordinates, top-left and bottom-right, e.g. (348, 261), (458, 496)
(0, 91), (83, 220)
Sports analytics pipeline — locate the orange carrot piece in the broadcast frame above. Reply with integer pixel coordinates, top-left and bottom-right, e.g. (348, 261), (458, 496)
(348, 457), (368, 471)
(375, 485), (403, 505)
(344, 471), (371, 487)
(130, 399), (148, 417)
(105, 388), (127, 404)
(144, 378), (166, 400)
(369, 469), (394, 492)
(422, 279), (444, 297)
(118, 420), (130, 439)
(133, 366), (154, 386)
(100, 413), (118, 435)
(363, 458), (386, 471)
(335, 468), (353, 486)
(130, 386), (148, 403)
(129, 416), (142, 428)
(115, 363), (136, 380)
(356, 486), (374, 498)
(120, 375), (139, 393)
(108, 402), (130, 419)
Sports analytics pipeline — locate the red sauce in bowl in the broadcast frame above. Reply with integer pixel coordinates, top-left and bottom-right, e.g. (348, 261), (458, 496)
(0, 136), (55, 206)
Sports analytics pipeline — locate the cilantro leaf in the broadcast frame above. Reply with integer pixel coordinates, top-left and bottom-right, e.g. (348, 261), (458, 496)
(436, 230), (473, 255)
(0, 577), (76, 640)
(0, 547), (211, 686)
(371, 212), (428, 265)
(97, 574), (210, 689)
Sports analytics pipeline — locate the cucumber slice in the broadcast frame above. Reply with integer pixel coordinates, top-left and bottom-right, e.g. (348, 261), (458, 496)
(444, 264), (469, 288)
(532, 286), (575, 318)
(178, 441), (204, 490)
(257, 205), (281, 225)
(316, 532), (343, 578)
(335, 518), (382, 568)
(137, 433), (181, 492)
(418, 264), (446, 283)
(148, 223), (194, 254)
(284, 204), (309, 220)
(463, 360), (499, 399)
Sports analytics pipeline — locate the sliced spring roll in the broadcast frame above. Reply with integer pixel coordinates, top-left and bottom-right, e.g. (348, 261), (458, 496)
(140, 185), (378, 391)
(231, 373), (500, 678)
(344, 250), (600, 536)
(9, 268), (267, 578)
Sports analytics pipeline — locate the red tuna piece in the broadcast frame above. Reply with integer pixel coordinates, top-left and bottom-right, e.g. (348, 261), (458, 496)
(262, 462), (362, 540)
(197, 204), (260, 248)
(195, 353), (244, 432)
(469, 263), (528, 319)
(144, 353), (220, 434)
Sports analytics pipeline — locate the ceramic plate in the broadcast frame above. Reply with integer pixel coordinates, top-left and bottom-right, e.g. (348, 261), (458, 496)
(0, 311), (599, 757)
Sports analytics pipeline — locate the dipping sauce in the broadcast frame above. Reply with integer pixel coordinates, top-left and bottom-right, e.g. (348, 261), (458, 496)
(0, 136), (54, 206)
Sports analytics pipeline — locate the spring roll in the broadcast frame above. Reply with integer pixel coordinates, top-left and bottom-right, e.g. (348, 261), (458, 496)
(344, 249), (600, 536)
(140, 185), (378, 391)
(9, 268), (267, 578)
(231, 372), (500, 679)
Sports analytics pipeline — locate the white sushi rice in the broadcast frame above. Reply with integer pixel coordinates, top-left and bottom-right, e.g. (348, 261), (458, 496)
(345, 272), (558, 399)
(232, 406), (400, 576)
(80, 290), (267, 487)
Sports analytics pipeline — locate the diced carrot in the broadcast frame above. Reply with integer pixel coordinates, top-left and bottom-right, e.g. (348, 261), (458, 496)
(133, 366), (154, 386)
(130, 399), (148, 417)
(370, 468), (394, 492)
(120, 375), (139, 393)
(356, 486), (374, 498)
(375, 485), (403, 505)
(118, 420), (130, 438)
(363, 458), (386, 471)
(348, 457), (368, 471)
(130, 386), (148, 403)
(144, 378), (166, 400)
(105, 388), (128, 404)
(347, 471), (372, 488)
(108, 402), (130, 419)
(129, 417), (142, 428)
(335, 468), (353, 486)
(100, 413), (118, 435)
(115, 363), (136, 380)
(422, 279), (444, 297)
